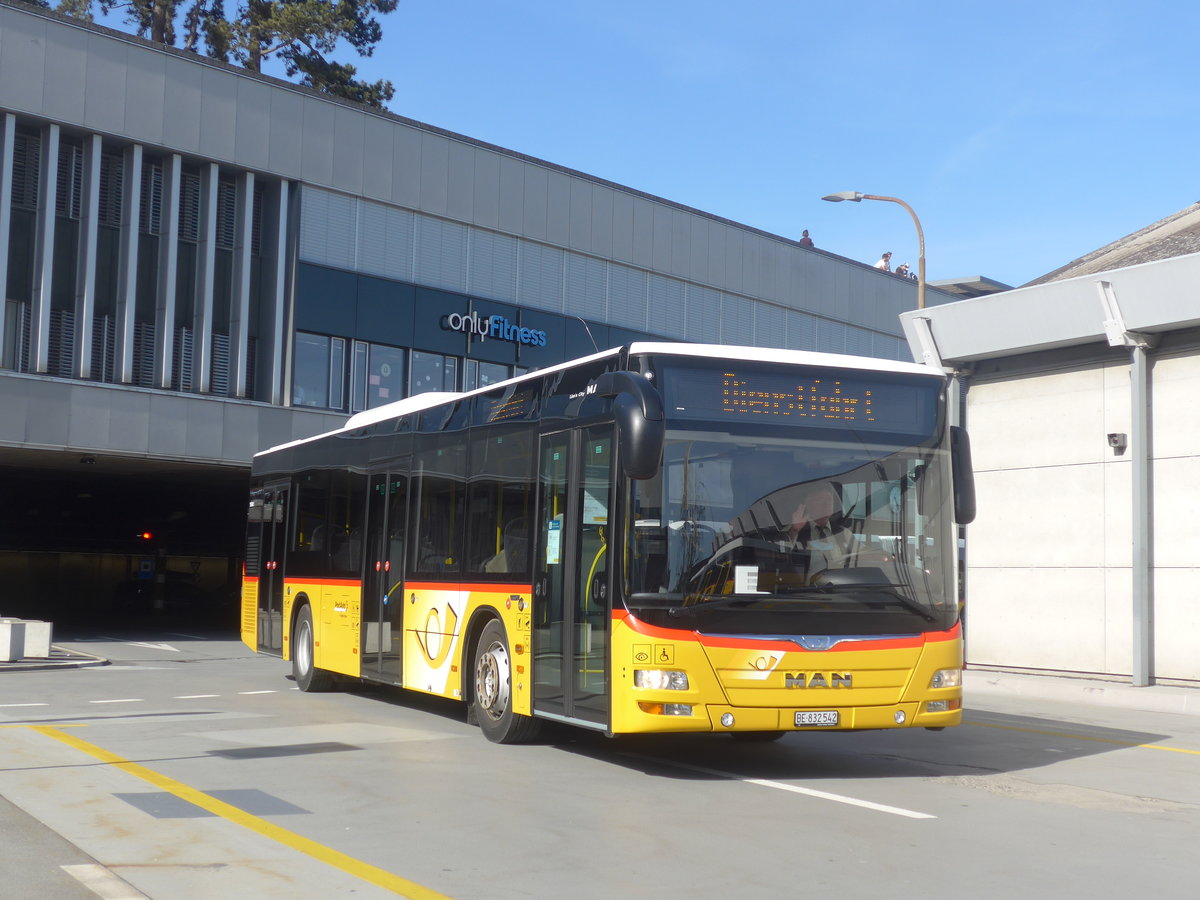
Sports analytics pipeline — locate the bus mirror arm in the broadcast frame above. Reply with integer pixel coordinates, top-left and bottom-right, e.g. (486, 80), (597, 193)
(950, 425), (976, 525)
(595, 371), (665, 481)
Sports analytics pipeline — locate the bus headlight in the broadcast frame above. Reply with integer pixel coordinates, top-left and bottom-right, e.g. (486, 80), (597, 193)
(929, 668), (962, 689)
(634, 670), (689, 690)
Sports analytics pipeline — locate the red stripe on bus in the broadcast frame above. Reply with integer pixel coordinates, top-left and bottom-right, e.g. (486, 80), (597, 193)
(613, 609), (960, 651)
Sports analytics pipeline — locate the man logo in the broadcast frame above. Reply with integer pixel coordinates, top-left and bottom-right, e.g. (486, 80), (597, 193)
(784, 672), (852, 688)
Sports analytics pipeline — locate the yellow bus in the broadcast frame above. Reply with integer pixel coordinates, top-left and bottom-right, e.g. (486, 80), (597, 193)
(242, 343), (975, 743)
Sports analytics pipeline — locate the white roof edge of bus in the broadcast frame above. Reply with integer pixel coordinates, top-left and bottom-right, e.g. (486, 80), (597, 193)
(255, 345), (623, 457)
(256, 342), (941, 458)
(627, 342), (945, 377)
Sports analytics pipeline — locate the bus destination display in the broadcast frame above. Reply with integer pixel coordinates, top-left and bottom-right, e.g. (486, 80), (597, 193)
(659, 363), (939, 435)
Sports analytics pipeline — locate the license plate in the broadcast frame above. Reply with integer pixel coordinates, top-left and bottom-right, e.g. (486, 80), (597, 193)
(795, 710), (839, 727)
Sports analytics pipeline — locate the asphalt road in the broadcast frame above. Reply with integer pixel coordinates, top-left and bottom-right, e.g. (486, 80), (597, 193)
(2, 631), (1199, 899)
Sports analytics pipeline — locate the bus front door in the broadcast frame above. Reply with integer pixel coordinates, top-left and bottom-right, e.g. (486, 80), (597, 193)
(256, 483), (289, 656)
(534, 427), (614, 728)
(363, 471), (408, 685)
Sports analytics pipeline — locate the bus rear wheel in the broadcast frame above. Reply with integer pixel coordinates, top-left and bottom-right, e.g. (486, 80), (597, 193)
(473, 619), (541, 744)
(292, 604), (334, 692)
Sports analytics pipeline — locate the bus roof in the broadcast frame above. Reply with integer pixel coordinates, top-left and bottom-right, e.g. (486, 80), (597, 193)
(257, 343), (942, 458)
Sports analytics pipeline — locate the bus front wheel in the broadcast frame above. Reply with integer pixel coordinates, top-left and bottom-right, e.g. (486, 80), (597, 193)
(472, 619), (540, 744)
(292, 604), (334, 692)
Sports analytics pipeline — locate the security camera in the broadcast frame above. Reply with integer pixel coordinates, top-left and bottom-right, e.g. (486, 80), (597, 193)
(1107, 433), (1127, 453)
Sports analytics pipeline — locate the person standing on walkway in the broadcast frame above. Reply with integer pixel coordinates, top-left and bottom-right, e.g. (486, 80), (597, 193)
(798, 229), (814, 248)
(874, 251), (892, 271)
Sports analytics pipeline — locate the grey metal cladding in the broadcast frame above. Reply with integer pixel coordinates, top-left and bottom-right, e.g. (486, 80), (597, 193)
(502, 154), (530, 235)
(651, 204), (671, 273)
(568, 178), (591, 252)
(647, 274), (683, 337)
(162, 54), (203, 151)
(356, 200), (390, 279)
(267, 88), (304, 176)
(610, 190), (634, 264)
(589, 185), (613, 259)
(301, 100), (337, 185)
(817, 318), (847, 354)
(235, 78), (274, 171)
(631, 197), (654, 269)
(123, 46), (166, 144)
(517, 242), (564, 312)
(414, 215), (466, 292)
(418, 132), (449, 216)
(787, 309), (816, 351)
(471, 146), (501, 230)
(361, 114), (394, 200)
(468, 229), (518, 303)
(43, 21), (87, 123)
(0, 7), (47, 113)
(390, 125), (421, 208)
(755, 302), (786, 350)
(83, 32), (130, 135)
(669, 208), (690, 279)
(198, 66), (238, 161)
(544, 170), (571, 245)
(445, 139), (474, 223)
(686, 285), (720, 343)
(147, 392), (189, 456)
(722, 293), (754, 347)
(565, 253), (605, 319)
(331, 105), (367, 195)
(607, 265), (646, 331)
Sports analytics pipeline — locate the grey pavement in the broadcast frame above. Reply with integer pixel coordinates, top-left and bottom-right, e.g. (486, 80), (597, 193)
(2, 642), (1197, 717)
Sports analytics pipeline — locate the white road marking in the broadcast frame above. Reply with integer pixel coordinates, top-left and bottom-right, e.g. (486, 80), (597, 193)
(88, 699), (144, 705)
(636, 757), (936, 819)
(61, 863), (149, 899)
(238, 690), (278, 695)
(175, 694), (220, 699)
(125, 641), (180, 652)
(0, 702), (49, 708)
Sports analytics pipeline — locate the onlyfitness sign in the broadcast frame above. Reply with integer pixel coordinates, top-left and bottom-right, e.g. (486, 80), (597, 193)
(442, 311), (548, 347)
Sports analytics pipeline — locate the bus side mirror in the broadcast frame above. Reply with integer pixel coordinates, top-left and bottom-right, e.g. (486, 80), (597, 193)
(950, 425), (976, 525)
(595, 371), (665, 480)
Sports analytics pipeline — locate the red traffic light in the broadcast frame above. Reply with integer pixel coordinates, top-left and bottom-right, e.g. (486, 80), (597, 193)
(139, 531), (153, 541)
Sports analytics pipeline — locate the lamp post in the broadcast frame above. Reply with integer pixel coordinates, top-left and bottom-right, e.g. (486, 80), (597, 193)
(822, 191), (926, 310)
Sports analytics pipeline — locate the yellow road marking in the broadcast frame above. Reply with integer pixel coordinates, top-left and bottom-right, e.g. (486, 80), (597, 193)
(27, 726), (452, 899)
(966, 719), (1200, 756)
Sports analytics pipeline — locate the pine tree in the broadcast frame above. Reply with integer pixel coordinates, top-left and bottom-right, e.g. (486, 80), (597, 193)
(55, 0), (397, 109)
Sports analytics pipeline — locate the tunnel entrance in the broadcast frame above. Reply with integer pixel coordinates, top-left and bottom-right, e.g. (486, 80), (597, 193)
(0, 453), (248, 632)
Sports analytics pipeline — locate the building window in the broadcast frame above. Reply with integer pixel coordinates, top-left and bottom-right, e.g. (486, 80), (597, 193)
(293, 332), (345, 409)
(463, 359), (511, 392)
(410, 350), (458, 396)
(350, 341), (406, 412)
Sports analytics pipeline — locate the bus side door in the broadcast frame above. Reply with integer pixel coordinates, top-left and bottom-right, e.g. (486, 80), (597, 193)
(533, 426), (614, 728)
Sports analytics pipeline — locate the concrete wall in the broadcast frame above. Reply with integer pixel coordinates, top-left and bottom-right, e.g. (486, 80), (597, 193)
(966, 349), (1200, 681)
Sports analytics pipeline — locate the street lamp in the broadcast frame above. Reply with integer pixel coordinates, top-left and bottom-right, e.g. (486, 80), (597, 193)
(822, 191), (926, 310)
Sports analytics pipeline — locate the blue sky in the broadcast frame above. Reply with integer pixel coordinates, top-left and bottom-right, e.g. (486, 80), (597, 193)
(109, 0), (1200, 287)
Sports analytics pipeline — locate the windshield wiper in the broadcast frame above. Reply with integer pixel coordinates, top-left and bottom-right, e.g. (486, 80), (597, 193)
(793, 582), (936, 622)
(664, 583), (936, 622)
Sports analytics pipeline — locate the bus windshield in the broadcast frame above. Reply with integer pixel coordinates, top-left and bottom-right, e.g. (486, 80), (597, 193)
(624, 423), (957, 634)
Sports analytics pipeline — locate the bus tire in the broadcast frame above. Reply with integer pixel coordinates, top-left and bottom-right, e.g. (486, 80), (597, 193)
(292, 604), (334, 692)
(472, 619), (541, 744)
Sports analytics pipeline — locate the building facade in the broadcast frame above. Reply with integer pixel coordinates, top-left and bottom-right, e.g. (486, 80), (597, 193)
(902, 250), (1200, 685)
(0, 1), (945, 621)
